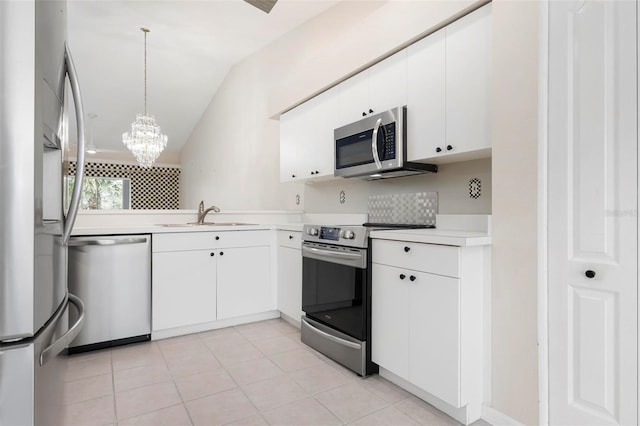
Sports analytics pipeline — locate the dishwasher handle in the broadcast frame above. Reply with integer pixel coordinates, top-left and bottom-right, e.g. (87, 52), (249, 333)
(68, 237), (148, 247)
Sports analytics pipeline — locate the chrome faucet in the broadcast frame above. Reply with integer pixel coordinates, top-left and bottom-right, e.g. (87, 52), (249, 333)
(197, 200), (221, 225)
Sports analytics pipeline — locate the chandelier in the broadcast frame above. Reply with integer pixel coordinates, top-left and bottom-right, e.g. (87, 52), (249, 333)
(122, 27), (167, 168)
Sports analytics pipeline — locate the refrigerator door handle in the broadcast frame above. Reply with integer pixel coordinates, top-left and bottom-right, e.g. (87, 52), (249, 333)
(62, 43), (87, 245)
(39, 293), (85, 366)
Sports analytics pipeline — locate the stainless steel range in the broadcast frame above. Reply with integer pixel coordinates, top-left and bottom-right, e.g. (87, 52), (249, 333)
(301, 224), (376, 376)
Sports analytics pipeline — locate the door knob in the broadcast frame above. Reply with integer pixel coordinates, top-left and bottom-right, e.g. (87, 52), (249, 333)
(585, 270), (596, 279)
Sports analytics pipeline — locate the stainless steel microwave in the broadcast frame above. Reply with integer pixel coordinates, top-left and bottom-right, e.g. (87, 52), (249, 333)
(333, 106), (437, 179)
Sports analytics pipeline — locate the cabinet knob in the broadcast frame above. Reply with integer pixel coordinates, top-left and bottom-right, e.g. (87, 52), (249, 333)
(215, 236), (220, 240)
(310, 171), (315, 175)
(210, 252), (215, 256)
(446, 145), (453, 151)
(368, 108), (373, 114)
(220, 251), (224, 256)
(585, 270), (596, 279)
(315, 170), (319, 174)
(409, 275), (416, 282)
(362, 112), (367, 116)
(292, 174), (296, 178)
(289, 235), (294, 239)
(403, 246), (410, 253)
(436, 147), (442, 153)
(399, 274), (406, 280)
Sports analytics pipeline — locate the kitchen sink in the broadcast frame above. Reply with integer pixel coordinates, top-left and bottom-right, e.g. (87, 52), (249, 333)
(157, 223), (256, 227)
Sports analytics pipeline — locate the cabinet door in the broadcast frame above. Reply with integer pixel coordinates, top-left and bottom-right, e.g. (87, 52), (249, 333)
(152, 250), (216, 331)
(371, 263), (410, 380)
(368, 50), (408, 115)
(217, 246), (271, 320)
(310, 86), (340, 178)
(338, 70), (369, 126)
(407, 28), (446, 161)
(280, 107), (301, 182)
(445, 4), (492, 155)
(409, 271), (461, 407)
(277, 245), (302, 322)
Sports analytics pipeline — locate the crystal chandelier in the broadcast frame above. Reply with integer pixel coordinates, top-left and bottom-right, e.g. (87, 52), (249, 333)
(123, 27), (167, 168)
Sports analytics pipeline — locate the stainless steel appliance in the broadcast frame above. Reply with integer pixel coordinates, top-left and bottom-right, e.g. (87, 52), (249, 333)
(334, 106), (438, 179)
(0, 0), (87, 424)
(68, 236), (151, 353)
(301, 224), (378, 376)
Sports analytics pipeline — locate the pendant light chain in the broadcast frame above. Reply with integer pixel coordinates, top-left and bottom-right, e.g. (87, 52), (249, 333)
(142, 27), (149, 116)
(122, 26), (168, 168)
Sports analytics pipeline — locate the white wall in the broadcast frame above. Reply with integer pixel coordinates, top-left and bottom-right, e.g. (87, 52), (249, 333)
(304, 158), (491, 214)
(180, 0), (481, 210)
(491, 1), (540, 424)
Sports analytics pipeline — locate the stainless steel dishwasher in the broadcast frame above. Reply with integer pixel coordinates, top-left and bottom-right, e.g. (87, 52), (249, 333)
(68, 234), (151, 353)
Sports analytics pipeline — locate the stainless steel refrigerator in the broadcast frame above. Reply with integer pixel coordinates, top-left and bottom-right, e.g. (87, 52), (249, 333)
(0, 0), (88, 424)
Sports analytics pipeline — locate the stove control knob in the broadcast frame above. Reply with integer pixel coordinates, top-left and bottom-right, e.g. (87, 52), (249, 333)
(341, 230), (355, 239)
(307, 228), (319, 236)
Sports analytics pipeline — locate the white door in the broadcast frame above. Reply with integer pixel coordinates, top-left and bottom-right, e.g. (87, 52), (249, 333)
(548, 1), (637, 425)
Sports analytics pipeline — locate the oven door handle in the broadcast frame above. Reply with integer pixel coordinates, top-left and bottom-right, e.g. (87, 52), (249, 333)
(302, 246), (363, 260)
(301, 317), (362, 350)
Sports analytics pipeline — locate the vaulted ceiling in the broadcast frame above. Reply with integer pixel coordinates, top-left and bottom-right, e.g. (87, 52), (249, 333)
(67, 0), (339, 159)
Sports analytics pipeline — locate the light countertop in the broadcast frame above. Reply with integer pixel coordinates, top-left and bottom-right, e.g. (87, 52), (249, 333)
(369, 228), (491, 247)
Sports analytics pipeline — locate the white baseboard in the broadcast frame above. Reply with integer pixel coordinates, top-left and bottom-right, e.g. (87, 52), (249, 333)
(482, 405), (526, 426)
(152, 310), (280, 340)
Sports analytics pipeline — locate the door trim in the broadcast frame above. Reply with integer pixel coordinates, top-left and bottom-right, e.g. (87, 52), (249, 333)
(538, 0), (550, 425)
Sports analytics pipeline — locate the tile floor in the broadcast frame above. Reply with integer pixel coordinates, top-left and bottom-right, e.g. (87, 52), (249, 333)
(62, 318), (490, 426)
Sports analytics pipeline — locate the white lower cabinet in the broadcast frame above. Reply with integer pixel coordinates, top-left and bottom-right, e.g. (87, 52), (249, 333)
(371, 239), (483, 424)
(217, 246), (271, 320)
(276, 231), (302, 322)
(152, 230), (273, 336)
(152, 249), (217, 331)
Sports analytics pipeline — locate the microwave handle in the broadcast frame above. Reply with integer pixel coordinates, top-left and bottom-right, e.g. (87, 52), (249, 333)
(371, 118), (383, 169)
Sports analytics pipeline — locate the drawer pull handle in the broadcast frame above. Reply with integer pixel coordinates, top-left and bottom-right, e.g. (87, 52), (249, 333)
(399, 274), (406, 280)
(409, 275), (416, 282)
(403, 246), (410, 253)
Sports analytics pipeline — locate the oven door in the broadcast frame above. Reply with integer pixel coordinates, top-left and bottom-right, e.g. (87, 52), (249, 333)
(301, 242), (367, 340)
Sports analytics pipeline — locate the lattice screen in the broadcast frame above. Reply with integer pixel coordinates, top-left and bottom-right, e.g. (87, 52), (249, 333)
(68, 161), (180, 209)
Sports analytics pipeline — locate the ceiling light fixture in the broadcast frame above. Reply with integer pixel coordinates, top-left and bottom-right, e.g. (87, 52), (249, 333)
(122, 27), (167, 168)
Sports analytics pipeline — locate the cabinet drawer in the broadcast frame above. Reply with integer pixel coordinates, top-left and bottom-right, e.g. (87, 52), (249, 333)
(277, 230), (302, 249)
(153, 230), (271, 252)
(372, 239), (460, 278)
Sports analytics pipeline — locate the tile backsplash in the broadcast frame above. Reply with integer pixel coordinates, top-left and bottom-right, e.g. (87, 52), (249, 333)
(368, 192), (438, 225)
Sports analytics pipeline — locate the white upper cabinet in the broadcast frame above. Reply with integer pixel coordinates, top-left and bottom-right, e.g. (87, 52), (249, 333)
(338, 50), (408, 126)
(407, 4), (492, 163)
(445, 3), (492, 158)
(279, 86), (340, 182)
(406, 28), (446, 161)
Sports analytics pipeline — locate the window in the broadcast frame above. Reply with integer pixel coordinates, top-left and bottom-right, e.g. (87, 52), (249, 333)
(64, 177), (131, 210)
